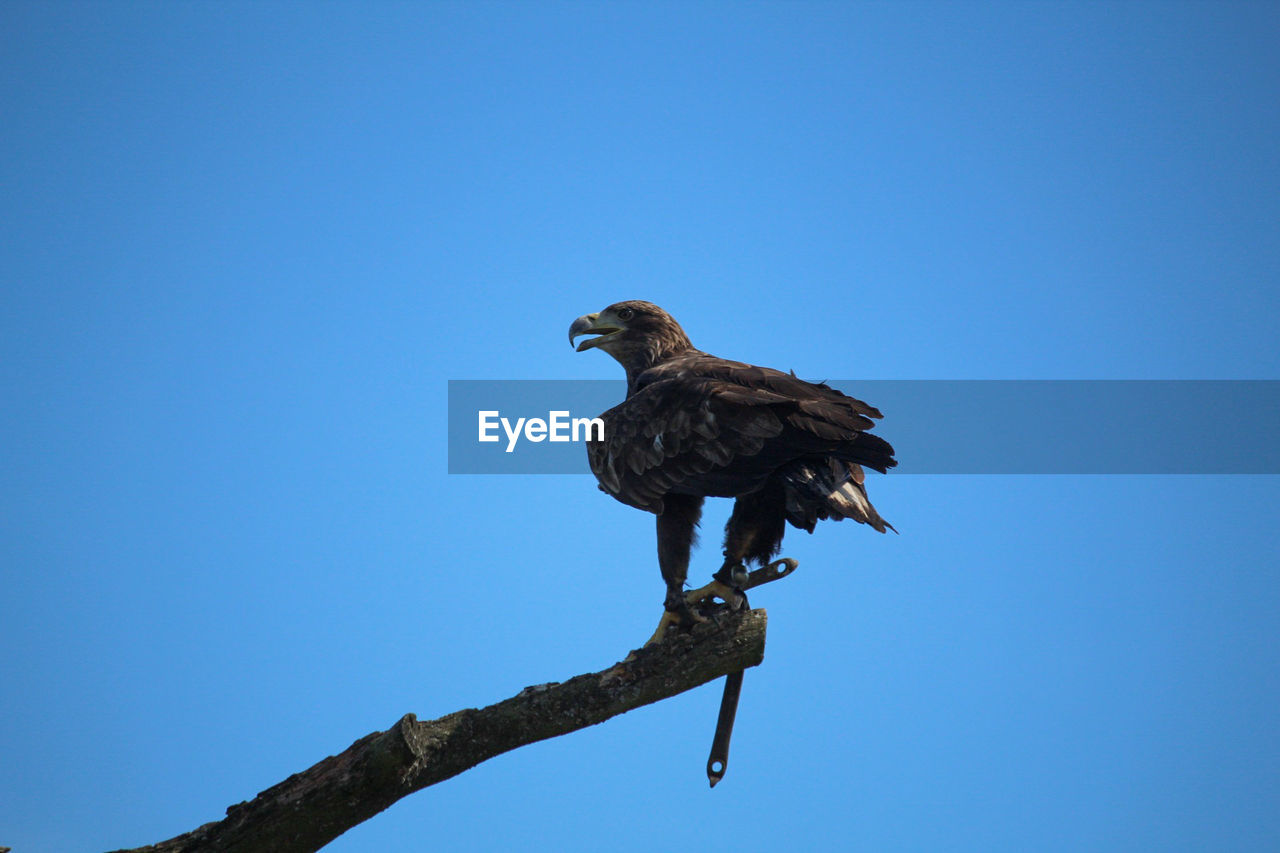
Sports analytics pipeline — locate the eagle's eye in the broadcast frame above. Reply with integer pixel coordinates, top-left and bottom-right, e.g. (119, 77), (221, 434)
(617, 307), (634, 321)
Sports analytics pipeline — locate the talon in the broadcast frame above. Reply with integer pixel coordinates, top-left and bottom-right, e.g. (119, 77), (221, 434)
(643, 611), (676, 648)
(684, 579), (737, 610)
(670, 590), (707, 625)
(643, 597), (707, 647)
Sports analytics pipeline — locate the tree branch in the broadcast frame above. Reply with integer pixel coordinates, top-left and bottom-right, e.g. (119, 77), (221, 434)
(110, 608), (768, 853)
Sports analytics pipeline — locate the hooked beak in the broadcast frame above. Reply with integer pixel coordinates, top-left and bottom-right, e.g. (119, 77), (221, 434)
(569, 313), (622, 352)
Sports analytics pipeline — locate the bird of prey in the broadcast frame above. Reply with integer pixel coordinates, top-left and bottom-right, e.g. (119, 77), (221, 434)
(569, 300), (896, 646)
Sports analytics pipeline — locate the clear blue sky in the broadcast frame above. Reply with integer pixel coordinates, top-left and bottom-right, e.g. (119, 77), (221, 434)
(2, 2), (1278, 851)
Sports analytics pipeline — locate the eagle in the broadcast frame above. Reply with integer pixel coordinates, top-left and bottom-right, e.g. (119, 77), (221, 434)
(569, 300), (896, 646)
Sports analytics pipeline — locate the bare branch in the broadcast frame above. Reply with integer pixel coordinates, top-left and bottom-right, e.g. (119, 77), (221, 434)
(110, 608), (768, 853)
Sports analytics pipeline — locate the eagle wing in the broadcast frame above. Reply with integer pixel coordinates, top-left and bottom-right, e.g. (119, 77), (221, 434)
(587, 357), (894, 514)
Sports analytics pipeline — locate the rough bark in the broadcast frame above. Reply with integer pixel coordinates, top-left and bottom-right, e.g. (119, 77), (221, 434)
(110, 608), (767, 853)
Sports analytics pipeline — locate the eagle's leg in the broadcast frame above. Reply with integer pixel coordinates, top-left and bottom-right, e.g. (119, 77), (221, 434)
(645, 494), (706, 647)
(687, 486), (789, 613)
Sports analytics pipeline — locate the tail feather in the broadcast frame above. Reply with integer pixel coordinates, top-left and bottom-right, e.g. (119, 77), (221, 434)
(780, 458), (895, 534)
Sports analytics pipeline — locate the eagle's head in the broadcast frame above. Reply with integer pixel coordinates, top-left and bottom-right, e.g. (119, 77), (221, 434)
(569, 301), (694, 372)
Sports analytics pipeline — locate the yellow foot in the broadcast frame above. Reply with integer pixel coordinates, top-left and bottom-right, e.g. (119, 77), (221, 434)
(683, 579), (737, 609)
(643, 610), (680, 648)
(642, 602), (710, 648)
